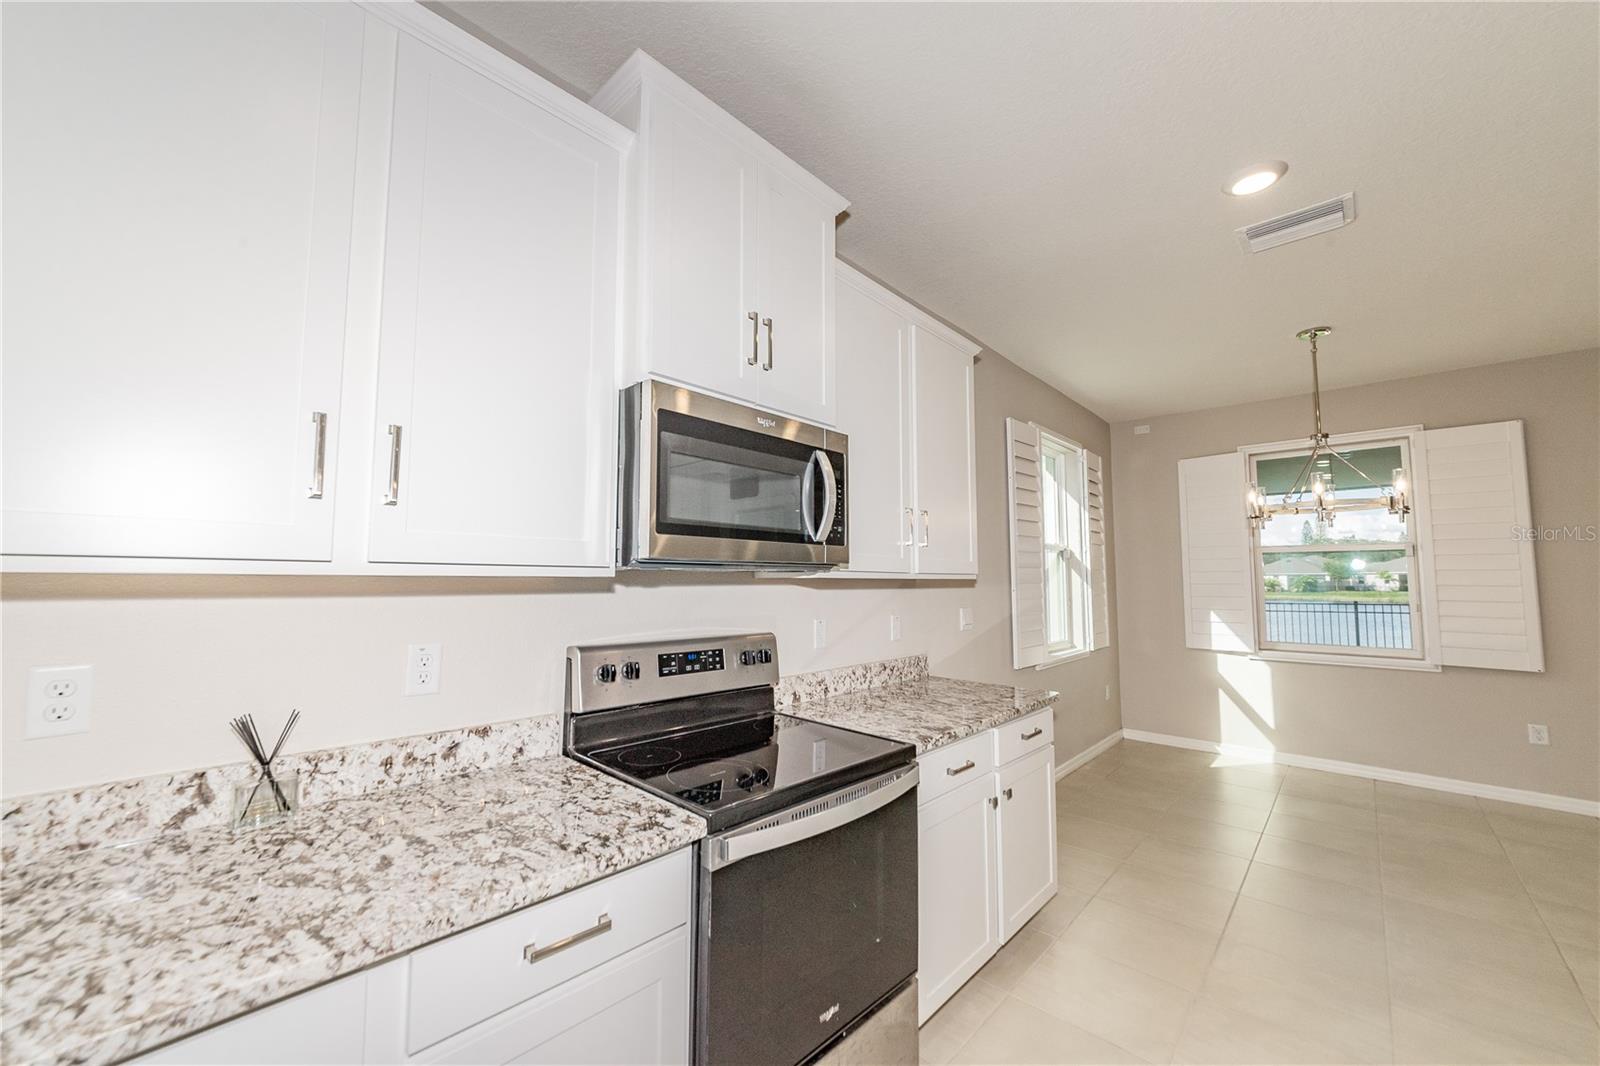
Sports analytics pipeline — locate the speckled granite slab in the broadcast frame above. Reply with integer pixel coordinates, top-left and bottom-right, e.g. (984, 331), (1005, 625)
(2, 714), (562, 867)
(774, 653), (927, 708)
(0, 755), (704, 1066)
(788, 675), (1058, 754)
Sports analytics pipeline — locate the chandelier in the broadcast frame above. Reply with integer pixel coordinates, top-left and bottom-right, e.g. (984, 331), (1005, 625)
(1246, 327), (1411, 528)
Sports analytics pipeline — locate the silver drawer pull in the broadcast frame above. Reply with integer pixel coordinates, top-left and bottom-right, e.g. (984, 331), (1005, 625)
(1021, 727), (1044, 741)
(523, 913), (611, 964)
(1004, 787), (1014, 801)
(946, 760), (976, 776)
(747, 311), (760, 366)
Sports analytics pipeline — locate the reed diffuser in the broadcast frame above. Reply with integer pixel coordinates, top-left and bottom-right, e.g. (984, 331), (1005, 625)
(230, 710), (301, 831)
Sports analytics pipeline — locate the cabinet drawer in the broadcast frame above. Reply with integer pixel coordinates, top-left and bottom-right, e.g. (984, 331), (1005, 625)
(994, 711), (1053, 767)
(916, 732), (995, 806)
(407, 848), (691, 1054)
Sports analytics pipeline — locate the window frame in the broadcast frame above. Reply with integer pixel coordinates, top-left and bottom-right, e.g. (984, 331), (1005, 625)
(1242, 427), (1435, 670)
(1039, 429), (1092, 663)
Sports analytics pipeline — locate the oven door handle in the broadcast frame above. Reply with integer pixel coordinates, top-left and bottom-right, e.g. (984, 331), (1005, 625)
(705, 765), (918, 871)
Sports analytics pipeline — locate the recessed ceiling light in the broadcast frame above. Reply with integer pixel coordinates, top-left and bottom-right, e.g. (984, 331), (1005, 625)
(1224, 161), (1288, 196)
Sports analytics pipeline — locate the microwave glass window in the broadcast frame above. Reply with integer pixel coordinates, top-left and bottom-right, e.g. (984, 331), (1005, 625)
(659, 431), (808, 537)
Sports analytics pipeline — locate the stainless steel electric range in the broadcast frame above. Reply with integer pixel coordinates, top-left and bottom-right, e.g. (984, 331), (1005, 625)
(565, 633), (919, 1066)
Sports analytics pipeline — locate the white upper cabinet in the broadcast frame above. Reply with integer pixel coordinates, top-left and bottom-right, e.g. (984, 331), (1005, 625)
(834, 272), (913, 575)
(910, 325), (979, 575)
(1, 1), (365, 562)
(592, 52), (847, 425)
(366, 31), (622, 568)
(832, 263), (979, 578)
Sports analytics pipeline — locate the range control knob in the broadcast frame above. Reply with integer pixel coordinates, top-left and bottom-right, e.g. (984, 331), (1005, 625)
(621, 661), (641, 681)
(758, 648), (773, 664)
(740, 650), (758, 667)
(595, 663), (617, 684)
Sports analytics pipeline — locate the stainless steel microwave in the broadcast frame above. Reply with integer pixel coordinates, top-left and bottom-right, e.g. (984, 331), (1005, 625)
(618, 381), (848, 570)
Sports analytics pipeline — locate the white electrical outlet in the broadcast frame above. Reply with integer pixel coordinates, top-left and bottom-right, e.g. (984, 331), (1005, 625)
(1527, 723), (1549, 746)
(405, 644), (441, 696)
(889, 614), (902, 641)
(958, 606), (974, 632)
(26, 665), (94, 739)
(1105, 684), (1113, 702)
(812, 620), (827, 650)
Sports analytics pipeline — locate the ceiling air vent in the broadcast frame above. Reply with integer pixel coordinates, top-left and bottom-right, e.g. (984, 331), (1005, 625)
(1237, 193), (1356, 253)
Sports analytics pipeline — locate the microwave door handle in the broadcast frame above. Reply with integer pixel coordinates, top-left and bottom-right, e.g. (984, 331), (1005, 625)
(816, 451), (837, 540)
(800, 452), (818, 542)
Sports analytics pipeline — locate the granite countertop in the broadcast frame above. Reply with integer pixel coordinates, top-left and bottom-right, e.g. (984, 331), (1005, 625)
(0, 756), (705, 1066)
(789, 675), (1058, 754)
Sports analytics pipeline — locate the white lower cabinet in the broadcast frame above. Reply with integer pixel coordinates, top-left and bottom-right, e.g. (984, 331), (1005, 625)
(134, 850), (693, 1066)
(916, 719), (1057, 1024)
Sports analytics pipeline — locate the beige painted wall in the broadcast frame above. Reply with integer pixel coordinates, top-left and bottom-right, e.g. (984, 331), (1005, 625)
(1111, 349), (1599, 801)
(1, 346), (1120, 798)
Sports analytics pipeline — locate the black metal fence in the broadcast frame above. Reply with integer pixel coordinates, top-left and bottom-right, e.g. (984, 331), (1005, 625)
(1264, 600), (1413, 649)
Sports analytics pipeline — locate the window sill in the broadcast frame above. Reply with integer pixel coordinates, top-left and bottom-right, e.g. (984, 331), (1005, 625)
(1251, 649), (1441, 672)
(1037, 648), (1094, 669)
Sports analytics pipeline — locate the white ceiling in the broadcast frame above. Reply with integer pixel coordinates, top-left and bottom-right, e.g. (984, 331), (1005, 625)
(437, 2), (1599, 422)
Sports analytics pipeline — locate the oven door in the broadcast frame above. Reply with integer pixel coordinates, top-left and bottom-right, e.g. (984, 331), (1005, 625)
(627, 382), (847, 568)
(697, 767), (918, 1066)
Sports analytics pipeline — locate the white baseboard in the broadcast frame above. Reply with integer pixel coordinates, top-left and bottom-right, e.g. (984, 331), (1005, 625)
(1119, 729), (1600, 818)
(1055, 729), (1124, 780)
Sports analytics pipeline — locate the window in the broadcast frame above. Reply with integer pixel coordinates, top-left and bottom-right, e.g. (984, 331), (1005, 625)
(1040, 432), (1090, 656)
(1250, 439), (1421, 659)
(1006, 418), (1106, 669)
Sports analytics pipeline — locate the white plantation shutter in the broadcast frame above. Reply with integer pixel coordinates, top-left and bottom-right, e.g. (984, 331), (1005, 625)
(1178, 452), (1257, 653)
(1086, 450), (1110, 650)
(1007, 418), (1047, 668)
(1421, 420), (1545, 672)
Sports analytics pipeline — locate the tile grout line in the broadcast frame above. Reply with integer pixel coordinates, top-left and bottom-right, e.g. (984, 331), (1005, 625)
(1474, 794), (1600, 1032)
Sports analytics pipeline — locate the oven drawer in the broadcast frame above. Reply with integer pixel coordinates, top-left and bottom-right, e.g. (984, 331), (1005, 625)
(916, 731), (995, 806)
(406, 848), (691, 1054)
(995, 710), (1054, 766)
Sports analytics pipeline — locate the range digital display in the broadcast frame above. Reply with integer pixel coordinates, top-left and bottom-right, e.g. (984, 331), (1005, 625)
(658, 647), (725, 676)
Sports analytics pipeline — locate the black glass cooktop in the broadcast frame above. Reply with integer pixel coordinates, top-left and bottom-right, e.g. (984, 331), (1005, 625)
(584, 713), (913, 831)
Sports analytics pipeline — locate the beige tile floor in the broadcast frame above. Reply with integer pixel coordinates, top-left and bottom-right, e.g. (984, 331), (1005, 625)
(919, 740), (1600, 1065)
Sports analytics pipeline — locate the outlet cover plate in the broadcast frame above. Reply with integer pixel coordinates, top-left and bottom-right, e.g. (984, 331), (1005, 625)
(26, 665), (93, 738)
(405, 644), (441, 696)
(1527, 723), (1549, 746)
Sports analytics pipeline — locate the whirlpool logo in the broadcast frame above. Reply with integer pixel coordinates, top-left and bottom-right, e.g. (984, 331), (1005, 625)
(818, 1003), (840, 1024)
(756, 416), (777, 428)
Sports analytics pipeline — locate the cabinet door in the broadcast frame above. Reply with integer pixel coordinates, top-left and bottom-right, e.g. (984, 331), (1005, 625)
(415, 928), (690, 1065)
(833, 276), (911, 574)
(910, 326), (979, 575)
(996, 746), (1058, 943)
(134, 969), (367, 1064)
(642, 93), (758, 403)
(2, 2), (363, 561)
(753, 168), (835, 423)
(917, 774), (1000, 1024)
(367, 34), (620, 567)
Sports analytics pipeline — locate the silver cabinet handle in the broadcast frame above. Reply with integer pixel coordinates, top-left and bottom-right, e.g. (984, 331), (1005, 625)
(307, 411), (328, 499)
(901, 508), (914, 549)
(988, 796), (999, 809)
(523, 913), (611, 964)
(919, 510), (930, 548)
(1004, 787), (1014, 801)
(1021, 728), (1044, 741)
(762, 317), (773, 370)
(383, 424), (403, 506)
(946, 760), (976, 776)
(747, 311), (760, 366)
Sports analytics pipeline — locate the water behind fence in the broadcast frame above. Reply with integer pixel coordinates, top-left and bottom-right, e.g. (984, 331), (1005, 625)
(1264, 600), (1413, 649)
